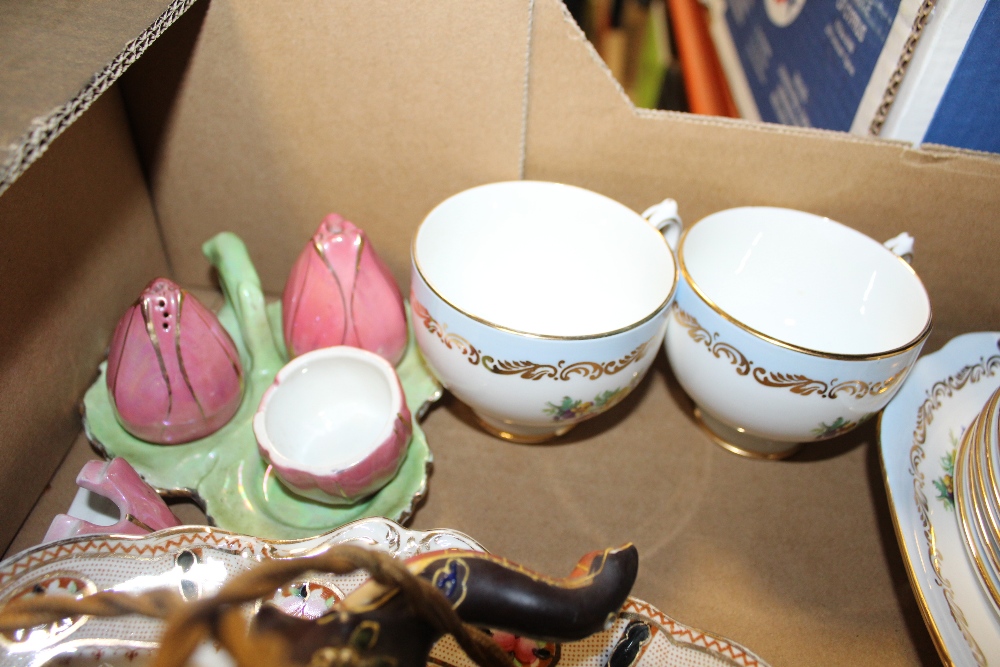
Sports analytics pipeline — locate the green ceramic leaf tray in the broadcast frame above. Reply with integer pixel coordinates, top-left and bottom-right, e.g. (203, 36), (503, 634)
(82, 232), (441, 540)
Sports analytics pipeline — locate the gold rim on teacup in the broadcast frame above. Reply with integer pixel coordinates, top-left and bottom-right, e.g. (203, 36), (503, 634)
(676, 221), (933, 362)
(411, 181), (679, 342)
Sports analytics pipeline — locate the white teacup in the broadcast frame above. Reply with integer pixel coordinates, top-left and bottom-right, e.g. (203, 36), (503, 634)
(663, 206), (932, 459)
(411, 181), (680, 443)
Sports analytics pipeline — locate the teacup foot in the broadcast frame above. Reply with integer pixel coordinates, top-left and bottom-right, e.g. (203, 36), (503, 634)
(474, 413), (576, 444)
(692, 408), (803, 461)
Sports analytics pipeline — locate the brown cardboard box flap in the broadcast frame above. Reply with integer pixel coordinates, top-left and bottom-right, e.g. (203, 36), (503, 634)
(2, 1), (999, 664)
(0, 0), (191, 197)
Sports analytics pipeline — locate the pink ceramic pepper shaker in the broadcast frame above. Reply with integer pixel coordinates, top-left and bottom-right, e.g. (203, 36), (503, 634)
(282, 214), (407, 365)
(106, 278), (244, 444)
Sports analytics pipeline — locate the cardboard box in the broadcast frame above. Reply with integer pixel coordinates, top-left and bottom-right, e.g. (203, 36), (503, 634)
(1, 0), (998, 664)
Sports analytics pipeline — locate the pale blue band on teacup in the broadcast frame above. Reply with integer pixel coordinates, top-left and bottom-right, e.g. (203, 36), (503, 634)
(665, 278), (925, 444)
(411, 270), (671, 435)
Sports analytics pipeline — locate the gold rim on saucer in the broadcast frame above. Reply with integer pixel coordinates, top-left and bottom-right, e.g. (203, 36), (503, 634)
(973, 390), (1000, 548)
(955, 410), (1000, 613)
(983, 388), (1000, 508)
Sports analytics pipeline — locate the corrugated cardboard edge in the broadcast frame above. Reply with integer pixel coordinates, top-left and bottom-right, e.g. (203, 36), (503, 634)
(0, 0), (198, 199)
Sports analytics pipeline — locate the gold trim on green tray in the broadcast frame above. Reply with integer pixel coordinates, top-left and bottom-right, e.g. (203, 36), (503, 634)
(676, 224), (932, 361)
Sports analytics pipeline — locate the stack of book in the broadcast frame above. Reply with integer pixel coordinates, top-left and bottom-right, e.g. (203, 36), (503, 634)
(585, 0), (739, 115)
(580, 0), (997, 153)
(706, 0), (998, 153)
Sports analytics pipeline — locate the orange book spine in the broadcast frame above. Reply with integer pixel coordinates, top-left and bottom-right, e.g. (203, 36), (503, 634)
(666, 0), (738, 117)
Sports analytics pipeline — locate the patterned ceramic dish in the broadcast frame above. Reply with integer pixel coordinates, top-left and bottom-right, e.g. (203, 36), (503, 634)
(879, 331), (1000, 666)
(83, 233), (441, 540)
(954, 385), (1000, 617)
(0, 518), (770, 667)
(956, 416), (1000, 619)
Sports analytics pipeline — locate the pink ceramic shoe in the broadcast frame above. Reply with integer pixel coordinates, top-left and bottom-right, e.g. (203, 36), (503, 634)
(106, 278), (244, 444)
(43, 458), (181, 542)
(282, 214), (407, 365)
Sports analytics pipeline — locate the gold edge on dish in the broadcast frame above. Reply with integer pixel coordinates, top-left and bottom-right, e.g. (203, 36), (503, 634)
(969, 396), (1000, 574)
(0, 529), (772, 667)
(877, 413), (956, 667)
(907, 391), (989, 667)
(4, 600), (771, 667)
(976, 388), (1000, 536)
(877, 339), (1000, 667)
(954, 418), (1000, 616)
(0, 518), (487, 585)
(614, 598), (772, 667)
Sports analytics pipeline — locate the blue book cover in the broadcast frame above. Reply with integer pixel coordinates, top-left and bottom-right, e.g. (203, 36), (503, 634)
(923, 0), (1000, 153)
(723, 0), (903, 131)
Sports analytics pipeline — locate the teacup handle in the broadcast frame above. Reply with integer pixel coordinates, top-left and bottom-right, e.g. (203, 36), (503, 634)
(883, 232), (914, 264)
(642, 198), (683, 249)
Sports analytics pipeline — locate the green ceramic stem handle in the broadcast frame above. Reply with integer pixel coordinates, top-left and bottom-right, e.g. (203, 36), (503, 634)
(202, 232), (285, 375)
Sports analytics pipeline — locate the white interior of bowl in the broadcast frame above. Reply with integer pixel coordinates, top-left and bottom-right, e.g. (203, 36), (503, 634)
(414, 181), (676, 337)
(262, 350), (396, 470)
(681, 207), (931, 355)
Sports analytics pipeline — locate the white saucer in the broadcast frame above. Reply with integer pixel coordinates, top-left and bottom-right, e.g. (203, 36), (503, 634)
(880, 332), (1000, 665)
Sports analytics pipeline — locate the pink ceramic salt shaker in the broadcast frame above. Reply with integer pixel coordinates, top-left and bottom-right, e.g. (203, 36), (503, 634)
(106, 278), (244, 444)
(282, 214), (407, 365)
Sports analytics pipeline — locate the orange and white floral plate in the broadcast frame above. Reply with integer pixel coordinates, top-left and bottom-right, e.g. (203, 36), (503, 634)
(0, 518), (769, 667)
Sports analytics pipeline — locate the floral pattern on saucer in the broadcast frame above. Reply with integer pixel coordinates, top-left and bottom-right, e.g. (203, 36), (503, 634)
(933, 434), (960, 512)
(879, 332), (1000, 666)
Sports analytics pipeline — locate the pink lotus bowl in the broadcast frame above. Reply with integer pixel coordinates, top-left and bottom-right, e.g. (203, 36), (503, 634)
(252, 346), (412, 505)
